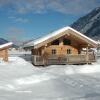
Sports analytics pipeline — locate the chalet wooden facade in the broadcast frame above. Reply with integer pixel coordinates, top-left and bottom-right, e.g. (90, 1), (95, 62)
(25, 26), (98, 65)
(0, 42), (12, 62)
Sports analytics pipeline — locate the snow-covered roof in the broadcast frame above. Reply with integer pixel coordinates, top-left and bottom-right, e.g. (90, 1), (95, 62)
(0, 42), (13, 49)
(25, 26), (98, 48)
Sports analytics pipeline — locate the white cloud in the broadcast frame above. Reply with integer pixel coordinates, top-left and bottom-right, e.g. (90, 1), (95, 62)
(8, 16), (16, 19)
(5, 27), (24, 34)
(4, 27), (26, 45)
(3, 26), (32, 45)
(15, 18), (29, 23)
(0, 0), (99, 14)
(8, 16), (29, 23)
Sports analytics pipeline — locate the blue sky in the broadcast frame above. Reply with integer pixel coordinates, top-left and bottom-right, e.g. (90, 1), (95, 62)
(0, 0), (100, 44)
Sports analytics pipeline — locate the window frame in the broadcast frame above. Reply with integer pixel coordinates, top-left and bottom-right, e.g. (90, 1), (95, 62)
(67, 49), (71, 54)
(51, 49), (56, 55)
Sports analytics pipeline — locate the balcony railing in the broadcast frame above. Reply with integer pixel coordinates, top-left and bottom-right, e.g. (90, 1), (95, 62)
(32, 54), (96, 66)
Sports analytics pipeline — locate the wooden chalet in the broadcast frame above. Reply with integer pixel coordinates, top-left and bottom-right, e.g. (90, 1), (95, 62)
(25, 26), (98, 65)
(0, 42), (13, 62)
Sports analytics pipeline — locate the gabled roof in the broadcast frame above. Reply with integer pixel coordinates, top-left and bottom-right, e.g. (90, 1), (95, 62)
(0, 42), (13, 50)
(25, 26), (98, 48)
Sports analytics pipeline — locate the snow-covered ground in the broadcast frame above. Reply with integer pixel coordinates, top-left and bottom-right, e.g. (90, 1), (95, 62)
(0, 52), (100, 100)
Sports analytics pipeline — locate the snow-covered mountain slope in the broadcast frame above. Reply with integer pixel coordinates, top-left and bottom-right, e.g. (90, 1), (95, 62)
(71, 7), (100, 40)
(0, 55), (100, 100)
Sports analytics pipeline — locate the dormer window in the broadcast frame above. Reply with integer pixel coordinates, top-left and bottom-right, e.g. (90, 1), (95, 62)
(63, 39), (71, 45)
(51, 39), (59, 45)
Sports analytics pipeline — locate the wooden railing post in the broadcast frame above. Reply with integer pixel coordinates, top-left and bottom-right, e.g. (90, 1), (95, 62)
(33, 55), (36, 65)
(86, 45), (89, 64)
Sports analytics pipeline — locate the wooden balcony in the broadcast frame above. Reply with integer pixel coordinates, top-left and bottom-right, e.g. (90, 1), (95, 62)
(32, 54), (96, 66)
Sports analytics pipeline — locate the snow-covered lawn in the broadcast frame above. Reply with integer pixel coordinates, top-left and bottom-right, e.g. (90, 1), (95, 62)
(0, 56), (100, 100)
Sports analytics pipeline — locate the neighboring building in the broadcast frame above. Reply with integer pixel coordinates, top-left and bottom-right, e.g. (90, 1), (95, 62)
(0, 42), (13, 62)
(96, 40), (100, 59)
(24, 26), (98, 66)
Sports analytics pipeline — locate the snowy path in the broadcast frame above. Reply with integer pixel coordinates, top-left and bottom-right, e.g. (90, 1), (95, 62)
(0, 57), (100, 100)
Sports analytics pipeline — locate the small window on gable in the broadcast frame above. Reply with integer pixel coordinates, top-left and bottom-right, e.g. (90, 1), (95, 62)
(52, 49), (56, 55)
(51, 39), (59, 45)
(67, 49), (71, 54)
(63, 39), (71, 45)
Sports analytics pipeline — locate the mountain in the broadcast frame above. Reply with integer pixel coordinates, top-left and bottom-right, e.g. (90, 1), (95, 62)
(71, 7), (100, 40)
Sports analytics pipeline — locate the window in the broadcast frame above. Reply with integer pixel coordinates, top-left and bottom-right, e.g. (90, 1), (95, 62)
(52, 49), (56, 55)
(67, 49), (71, 54)
(51, 39), (59, 45)
(63, 38), (71, 45)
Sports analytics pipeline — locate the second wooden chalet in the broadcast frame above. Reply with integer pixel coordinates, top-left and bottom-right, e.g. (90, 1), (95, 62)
(25, 26), (98, 65)
(0, 42), (13, 62)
